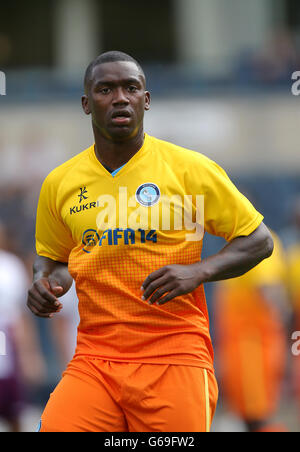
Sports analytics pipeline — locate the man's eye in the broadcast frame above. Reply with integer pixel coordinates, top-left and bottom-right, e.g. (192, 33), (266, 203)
(128, 86), (138, 92)
(100, 88), (110, 94)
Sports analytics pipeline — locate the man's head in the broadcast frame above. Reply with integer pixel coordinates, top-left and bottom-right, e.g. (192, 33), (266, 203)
(82, 51), (150, 142)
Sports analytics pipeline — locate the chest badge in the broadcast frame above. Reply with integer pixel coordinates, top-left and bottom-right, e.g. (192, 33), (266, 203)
(136, 183), (161, 207)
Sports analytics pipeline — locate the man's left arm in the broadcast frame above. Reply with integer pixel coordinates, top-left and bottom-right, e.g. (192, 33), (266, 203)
(141, 222), (273, 305)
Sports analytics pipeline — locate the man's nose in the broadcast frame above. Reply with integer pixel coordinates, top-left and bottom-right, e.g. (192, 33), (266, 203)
(112, 87), (129, 105)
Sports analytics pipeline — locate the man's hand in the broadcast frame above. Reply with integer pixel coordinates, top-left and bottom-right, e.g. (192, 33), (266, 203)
(27, 255), (73, 318)
(27, 277), (63, 318)
(141, 264), (201, 306)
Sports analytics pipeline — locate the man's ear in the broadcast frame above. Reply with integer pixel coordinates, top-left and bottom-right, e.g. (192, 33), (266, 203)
(144, 91), (151, 111)
(82, 95), (91, 115)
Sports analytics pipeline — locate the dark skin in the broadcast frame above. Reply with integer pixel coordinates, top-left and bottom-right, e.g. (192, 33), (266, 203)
(82, 61), (151, 170)
(27, 61), (274, 318)
(141, 222), (273, 305)
(27, 256), (72, 318)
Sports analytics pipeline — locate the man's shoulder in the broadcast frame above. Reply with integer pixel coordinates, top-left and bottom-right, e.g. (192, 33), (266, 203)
(150, 135), (217, 168)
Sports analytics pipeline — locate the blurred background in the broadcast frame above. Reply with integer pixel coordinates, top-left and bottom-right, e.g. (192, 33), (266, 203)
(0, 0), (300, 432)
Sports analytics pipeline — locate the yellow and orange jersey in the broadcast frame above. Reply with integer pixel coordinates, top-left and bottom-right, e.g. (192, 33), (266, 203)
(36, 133), (263, 370)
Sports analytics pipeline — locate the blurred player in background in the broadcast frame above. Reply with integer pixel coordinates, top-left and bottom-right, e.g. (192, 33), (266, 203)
(27, 51), (274, 432)
(214, 231), (290, 432)
(0, 222), (45, 432)
(287, 244), (300, 414)
(282, 196), (300, 424)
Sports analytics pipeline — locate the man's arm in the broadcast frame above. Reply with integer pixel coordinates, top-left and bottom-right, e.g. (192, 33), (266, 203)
(27, 255), (73, 318)
(141, 222), (274, 305)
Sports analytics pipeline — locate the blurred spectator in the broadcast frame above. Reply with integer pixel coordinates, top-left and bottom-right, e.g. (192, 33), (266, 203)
(280, 195), (300, 250)
(0, 183), (35, 260)
(0, 222), (46, 432)
(213, 231), (290, 432)
(0, 33), (12, 65)
(237, 28), (300, 84)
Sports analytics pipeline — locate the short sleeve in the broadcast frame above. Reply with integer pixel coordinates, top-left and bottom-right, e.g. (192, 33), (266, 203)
(202, 159), (264, 241)
(36, 173), (75, 262)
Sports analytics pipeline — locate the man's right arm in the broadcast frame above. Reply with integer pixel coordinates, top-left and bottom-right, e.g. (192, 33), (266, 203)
(27, 255), (73, 318)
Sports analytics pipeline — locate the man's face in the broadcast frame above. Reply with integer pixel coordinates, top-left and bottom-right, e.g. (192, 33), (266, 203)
(82, 61), (150, 141)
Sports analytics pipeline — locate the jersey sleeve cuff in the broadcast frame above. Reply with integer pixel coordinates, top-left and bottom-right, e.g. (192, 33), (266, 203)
(228, 213), (264, 242)
(36, 251), (69, 264)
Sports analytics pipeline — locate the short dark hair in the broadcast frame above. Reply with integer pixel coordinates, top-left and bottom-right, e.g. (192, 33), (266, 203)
(84, 51), (146, 92)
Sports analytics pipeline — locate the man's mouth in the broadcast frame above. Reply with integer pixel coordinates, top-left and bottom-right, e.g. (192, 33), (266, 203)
(111, 111), (131, 126)
(112, 110), (131, 118)
(112, 118), (130, 126)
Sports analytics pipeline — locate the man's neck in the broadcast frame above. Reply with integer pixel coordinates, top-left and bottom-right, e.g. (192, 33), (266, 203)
(93, 126), (145, 171)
